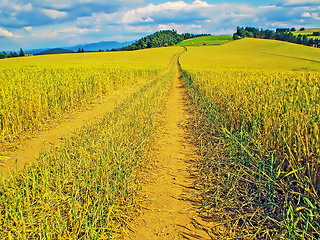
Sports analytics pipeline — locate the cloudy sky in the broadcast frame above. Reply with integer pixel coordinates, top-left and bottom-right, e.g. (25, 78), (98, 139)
(0, 0), (320, 50)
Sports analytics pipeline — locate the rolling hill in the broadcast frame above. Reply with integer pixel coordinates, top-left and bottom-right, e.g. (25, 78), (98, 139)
(35, 48), (75, 55)
(180, 38), (320, 71)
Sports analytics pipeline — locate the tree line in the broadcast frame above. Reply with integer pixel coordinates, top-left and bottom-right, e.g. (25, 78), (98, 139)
(121, 30), (210, 51)
(0, 48), (25, 59)
(233, 27), (320, 48)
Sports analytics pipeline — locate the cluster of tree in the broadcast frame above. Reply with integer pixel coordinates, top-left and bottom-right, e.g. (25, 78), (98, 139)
(121, 30), (210, 51)
(233, 27), (320, 48)
(77, 48), (85, 52)
(0, 48), (24, 59)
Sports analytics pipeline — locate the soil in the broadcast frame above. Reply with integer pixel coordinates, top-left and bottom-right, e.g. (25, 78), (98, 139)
(125, 60), (209, 239)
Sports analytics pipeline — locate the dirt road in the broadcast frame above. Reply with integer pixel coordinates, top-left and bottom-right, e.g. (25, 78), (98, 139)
(126, 59), (209, 239)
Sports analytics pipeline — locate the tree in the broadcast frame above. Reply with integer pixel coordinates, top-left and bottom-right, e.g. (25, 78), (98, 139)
(291, 27), (296, 32)
(300, 27), (305, 31)
(276, 28), (290, 33)
(81, 48), (84, 52)
(297, 34), (303, 44)
(308, 38), (314, 47)
(19, 48), (25, 57)
(9, 52), (18, 58)
(314, 38), (319, 48)
(233, 33), (241, 40)
(2, 51), (8, 58)
(302, 35), (309, 45)
(288, 32), (297, 43)
(77, 48), (81, 53)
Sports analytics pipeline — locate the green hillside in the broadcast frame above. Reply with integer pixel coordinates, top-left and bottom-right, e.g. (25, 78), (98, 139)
(122, 30), (210, 51)
(36, 48), (75, 55)
(176, 35), (232, 47)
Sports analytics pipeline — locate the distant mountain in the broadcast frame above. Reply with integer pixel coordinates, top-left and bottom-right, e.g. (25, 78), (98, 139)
(35, 48), (75, 55)
(25, 48), (50, 55)
(66, 41), (134, 52)
(24, 40), (134, 55)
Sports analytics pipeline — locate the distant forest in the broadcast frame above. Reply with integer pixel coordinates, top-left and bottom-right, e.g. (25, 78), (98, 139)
(233, 27), (320, 48)
(0, 48), (25, 59)
(121, 30), (210, 51)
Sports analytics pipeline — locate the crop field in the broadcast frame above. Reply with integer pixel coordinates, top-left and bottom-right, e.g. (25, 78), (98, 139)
(0, 47), (182, 238)
(0, 47), (181, 153)
(176, 35), (232, 47)
(180, 38), (320, 238)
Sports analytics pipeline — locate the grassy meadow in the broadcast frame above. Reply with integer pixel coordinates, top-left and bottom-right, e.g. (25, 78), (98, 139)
(176, 35), (232, 47)
(180, 38), (320, 238)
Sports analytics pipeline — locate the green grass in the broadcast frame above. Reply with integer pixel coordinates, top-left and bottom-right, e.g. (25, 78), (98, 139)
(176, 35), (232, 47)
(180, 38), (320, 71)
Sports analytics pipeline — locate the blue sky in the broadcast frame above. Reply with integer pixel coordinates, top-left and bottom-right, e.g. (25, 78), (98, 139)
(0, 0), (319, 50)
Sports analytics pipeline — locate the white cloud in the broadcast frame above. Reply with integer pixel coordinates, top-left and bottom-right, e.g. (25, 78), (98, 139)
(0, 27), (14, 38)
(24, 26), (33, 32)
(302, 12), (312, 17)
(125, 25), (157, 33)
(283, 0), (320, 6)
(311, 12), (320, 20)
(43, 9), (67, 19)
(142, 17), (154, 22)
(11, 3), (32, 11)
(121, 0), (213, 24)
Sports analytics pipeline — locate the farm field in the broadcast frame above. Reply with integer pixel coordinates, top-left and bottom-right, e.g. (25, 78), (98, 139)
(1, 36), (320, 239)
(0, 47), (181, 155)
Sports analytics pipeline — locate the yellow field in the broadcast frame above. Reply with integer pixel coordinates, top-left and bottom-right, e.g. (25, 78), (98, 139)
(181, 38), (320, 71)
(0, 47), (181, 151)
(180, 38), (320, 238)
(1, 36), (320, 239)
(0, 47), (179, 69)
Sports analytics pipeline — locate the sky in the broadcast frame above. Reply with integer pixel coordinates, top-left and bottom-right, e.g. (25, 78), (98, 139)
(0, 0), (320, 51)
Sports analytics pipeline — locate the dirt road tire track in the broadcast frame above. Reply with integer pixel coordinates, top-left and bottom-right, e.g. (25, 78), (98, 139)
(126, 55), (210, 239)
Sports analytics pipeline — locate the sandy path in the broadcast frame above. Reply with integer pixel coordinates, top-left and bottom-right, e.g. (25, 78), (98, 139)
(0, 82), (147, 177)
(126, 59), (209, 239)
